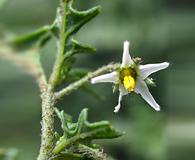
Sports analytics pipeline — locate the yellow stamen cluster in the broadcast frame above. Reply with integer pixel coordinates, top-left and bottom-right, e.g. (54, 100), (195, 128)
(123, 75), (135, 91)
(119, 67), (136, 92)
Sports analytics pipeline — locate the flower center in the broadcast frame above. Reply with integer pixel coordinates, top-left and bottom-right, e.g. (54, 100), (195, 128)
(119, 67), (137, 92)
(123, 76), (135, 91)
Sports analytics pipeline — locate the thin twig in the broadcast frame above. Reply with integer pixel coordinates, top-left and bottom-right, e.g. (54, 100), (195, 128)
(54, 63), (120, 100)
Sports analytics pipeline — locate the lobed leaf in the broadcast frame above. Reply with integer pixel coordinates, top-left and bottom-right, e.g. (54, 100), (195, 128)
(53, 108), (124, 155)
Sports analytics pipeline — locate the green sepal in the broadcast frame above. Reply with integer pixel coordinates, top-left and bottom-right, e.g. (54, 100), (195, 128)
(53, 108), (124, 154)
(145, 77), (156, 87)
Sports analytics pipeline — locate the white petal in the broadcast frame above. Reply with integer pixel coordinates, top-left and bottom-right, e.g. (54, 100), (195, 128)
(91, 71), (118, 84)
(135, 79), (160, 111)
(114, 85), (128, 113)
(114, 92), (123, 113)
(139, 62), (169, 79)
(121, 41), (133, 67)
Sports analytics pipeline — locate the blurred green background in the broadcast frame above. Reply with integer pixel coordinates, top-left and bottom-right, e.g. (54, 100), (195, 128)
(0, 0), (195, 159)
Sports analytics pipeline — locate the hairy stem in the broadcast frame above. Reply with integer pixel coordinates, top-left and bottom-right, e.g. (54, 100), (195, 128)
(37, 87), (55, 160)
(54, 63), (120, 99)
(38, 1), (67, 159)
(0, 45), (53, 160)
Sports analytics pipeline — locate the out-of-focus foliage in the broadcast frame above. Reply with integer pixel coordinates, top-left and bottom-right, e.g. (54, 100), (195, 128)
(0, 0), (6, 8)
(0, 148), (18, 160)
(0, 0), (195, 160)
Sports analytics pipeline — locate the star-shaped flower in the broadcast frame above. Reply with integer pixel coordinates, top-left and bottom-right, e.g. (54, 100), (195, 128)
(91, 41), (169, 113)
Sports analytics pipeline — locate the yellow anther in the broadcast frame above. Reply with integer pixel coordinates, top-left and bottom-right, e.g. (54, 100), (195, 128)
(123, 76), (135, 92)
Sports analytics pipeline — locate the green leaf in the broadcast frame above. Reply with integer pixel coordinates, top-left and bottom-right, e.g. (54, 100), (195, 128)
(67, 39), (96, 56)
(53, 108), (123, 155)
(53, 0), (101, 84)
(65, 0), (101, 40)
(8, 25), (54, 50)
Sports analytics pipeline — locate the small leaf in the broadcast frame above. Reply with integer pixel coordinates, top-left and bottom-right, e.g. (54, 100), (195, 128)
(53, 108), (124, 154)
(69, 39), (96, 55)
(8, 25), (54, 50)
(64, 39), (96, 59)
(66, 0), (101, 40)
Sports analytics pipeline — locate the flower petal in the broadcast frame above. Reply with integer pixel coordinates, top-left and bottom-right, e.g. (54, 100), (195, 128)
(139, 62), (169, 79)
(114, 85), (128, 113)
(121, 41), (133, 67)
(91, 71), (118, 84)
(114, 92), (123, 113)
(135, 79), (160, 111)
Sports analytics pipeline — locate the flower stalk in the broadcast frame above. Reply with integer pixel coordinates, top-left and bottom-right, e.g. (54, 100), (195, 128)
(55, 63), (120, 99)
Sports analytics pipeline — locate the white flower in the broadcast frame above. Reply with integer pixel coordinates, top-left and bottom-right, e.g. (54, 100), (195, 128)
(91, 41), (169, 113)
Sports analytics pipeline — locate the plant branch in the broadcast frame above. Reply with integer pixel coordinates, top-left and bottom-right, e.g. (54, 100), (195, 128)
(0, 45), (54, 160)
(37, 88), (55, 160)
(54, 63), (120, 100)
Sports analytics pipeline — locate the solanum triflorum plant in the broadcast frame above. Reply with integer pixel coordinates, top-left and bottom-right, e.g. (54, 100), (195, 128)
(91, 41), (169, 113)
(0, 0), (169, 160)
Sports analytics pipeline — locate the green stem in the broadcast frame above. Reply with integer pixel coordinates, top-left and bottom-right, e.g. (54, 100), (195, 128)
(38, 1), (68, 159)
(49, 0), (67, 88)
(54, 63), (120, 99)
